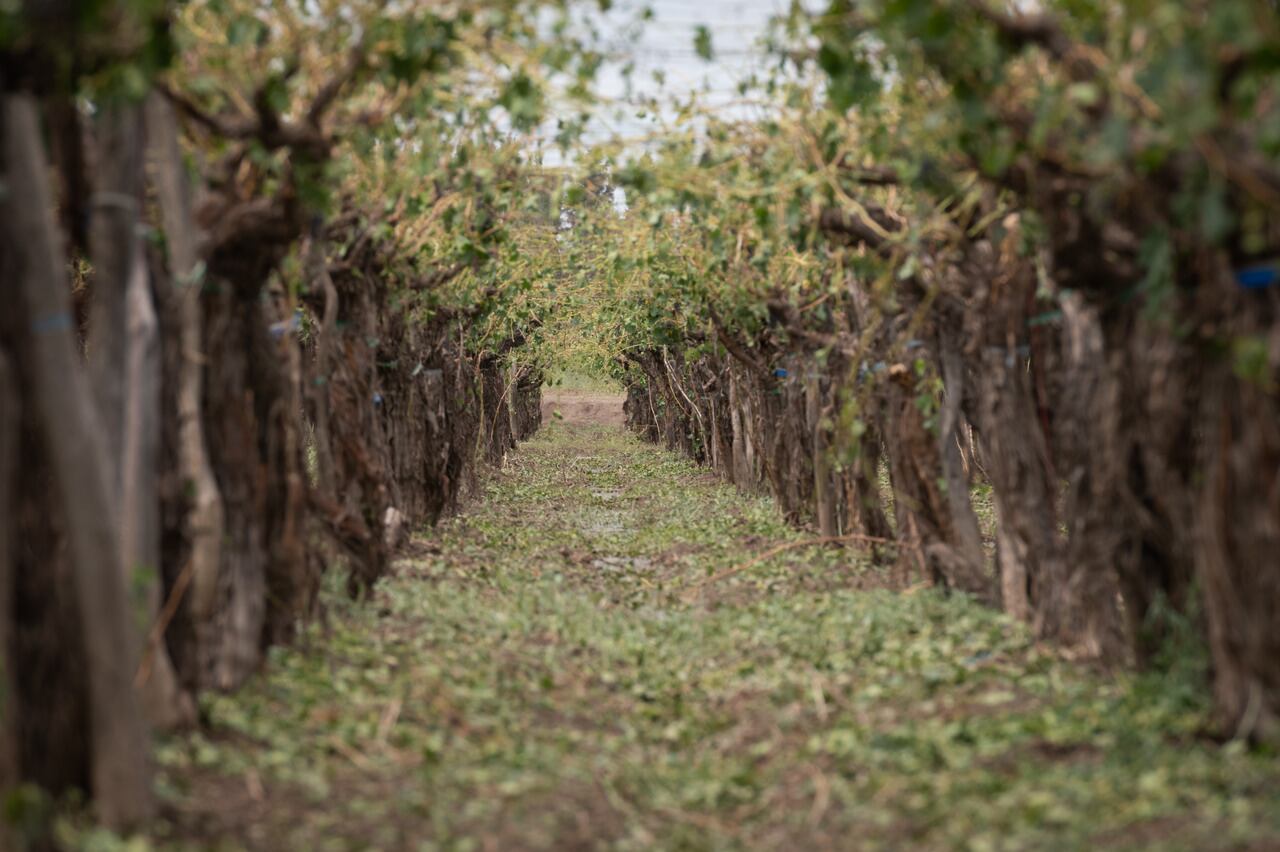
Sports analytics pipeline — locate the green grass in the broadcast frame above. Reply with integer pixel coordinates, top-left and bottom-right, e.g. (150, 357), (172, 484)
(61, 422), (1280, 851)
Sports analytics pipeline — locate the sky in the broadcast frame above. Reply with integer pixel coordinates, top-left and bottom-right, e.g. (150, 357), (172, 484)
(532, 0), (795, 165)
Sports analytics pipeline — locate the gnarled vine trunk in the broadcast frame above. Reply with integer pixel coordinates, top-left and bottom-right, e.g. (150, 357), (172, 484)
(2, 93), (153, 827)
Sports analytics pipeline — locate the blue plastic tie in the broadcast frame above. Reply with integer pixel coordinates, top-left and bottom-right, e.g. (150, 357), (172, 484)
(32, 313), (73, 332)
(31, 312), (73, 334)
(1236, 263), (1279, 290)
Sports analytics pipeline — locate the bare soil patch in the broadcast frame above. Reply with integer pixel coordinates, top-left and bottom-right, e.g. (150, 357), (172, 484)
(541, 389), (626, 427)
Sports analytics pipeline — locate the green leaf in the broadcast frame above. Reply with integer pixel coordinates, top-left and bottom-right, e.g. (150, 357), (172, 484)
(227, 14), (266, 47)
(693, 25), (714, 61)
(498, 72), (543, 132)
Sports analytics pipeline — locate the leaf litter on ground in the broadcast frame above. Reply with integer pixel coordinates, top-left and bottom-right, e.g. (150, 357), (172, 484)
(61, 421), (1280, 851)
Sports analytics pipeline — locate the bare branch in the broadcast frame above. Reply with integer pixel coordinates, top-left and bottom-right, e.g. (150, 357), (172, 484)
(966, 0), (1075, 65)
(708, 306), (771, 378)
(835, 158), (901, 186)
(161, 84), (257, 139)
(307, 46), (366, 128)
(817, 203), (902, 253)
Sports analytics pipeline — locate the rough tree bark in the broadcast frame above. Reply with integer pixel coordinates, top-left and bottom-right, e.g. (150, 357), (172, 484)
(728, 367), (754, 488)
(480, 358), (515, 465)
(88, 100), (192, 730)
(1196, 370), (1280, 741)
(145, 94), (228, 693)
(1053, 293), (1130, 657)
(3, 93), (153, 828)
(880, 365), (991, 600)
(1185, 256), (1280, 741)
(806, 369), (837, 537)
(974, 344), (1056, 625)
(937, 331), (986, 574)
(262, 280), (312, 642)
(0, 351), (18, 842)
(303, 233), (339, 496)
(838, 424), (894, 547)
(306, 236), (392, 594)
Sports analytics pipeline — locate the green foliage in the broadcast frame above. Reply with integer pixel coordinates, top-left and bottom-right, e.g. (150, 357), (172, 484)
(160, 0), (625, 381)
(498, 72), (544, 131)
(693, 25), (714, 61)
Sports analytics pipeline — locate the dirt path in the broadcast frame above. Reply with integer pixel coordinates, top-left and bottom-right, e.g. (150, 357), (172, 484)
(541, 388), (626, 427)
(144, 422), (1280, 850)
